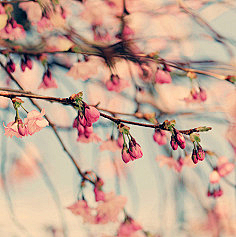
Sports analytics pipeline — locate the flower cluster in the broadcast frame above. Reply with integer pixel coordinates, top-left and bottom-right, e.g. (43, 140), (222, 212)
(20, 55), (33, 72)
(4, 108), (49, 138)
(121, 136), (143, 163)
(191, 144), (205, 164)
(72, 93), (100, 141)
(184, 87), (207, 103)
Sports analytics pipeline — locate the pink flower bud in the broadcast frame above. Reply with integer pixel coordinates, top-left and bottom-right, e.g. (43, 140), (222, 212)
(199, 87), (207, 102)
(218, 163), (234, 177)
(122, 148), (132, 163)
(94, 187), (105, 202)
(73, 117), (79, 128)
(17, 119), (27, 136)
(21, 59), (26, 72)
(5, 23), (12, 34)
(25, 56), (33, 70)
(170, 136), (178, 150)
(84, 126), (93, 137)
(111, 74), (120, 85)
(78, 115), (87, 127)
(191, 148), (198, 164)
(78, 124), (85, 135)
(191, 88), (199, 100)
(197, 146), (205, 161)
(84, 106), (100, 126)
(155, 69), (172, 84)
(117, 133), (124, 148)
(176, 132), (186, 149)
(153, 129), (167, 146)
(106, 80), (115, 91)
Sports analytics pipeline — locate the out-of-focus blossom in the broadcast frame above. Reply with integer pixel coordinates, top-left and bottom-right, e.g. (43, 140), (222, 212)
(38, 69), (58, 89)
(153, 129), (167, 146)
(100, 135), (121, 152)
(96, 192), (127, 224)
(67, 58), (99, 81)
(117, 217), (142, 237)
(155, 69), (172, 84)
(67, 200), (97, 224)
(217, 156), (234, 177)
(106, 74), (130, 93)
(77, 133), (102, 143)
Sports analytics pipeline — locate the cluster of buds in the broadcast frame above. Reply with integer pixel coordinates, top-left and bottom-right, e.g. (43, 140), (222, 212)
(191, 143), (205, 164)
(207, 170), (223, 198)
(190, 87), (207, 102)
(72, 93), (100, 139)
(6, 58), (15, 73)
(153, 129), (167, 146)
(155, 65), (172, 84)
(121, 136), (143, 163)
(20, 55), (33, 72)
(170, 129), (186, 150)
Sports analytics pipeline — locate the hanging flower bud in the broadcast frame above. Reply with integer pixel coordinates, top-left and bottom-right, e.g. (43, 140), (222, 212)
(20, 58), (26, 72)
(153, 129), (167, 146)
(25, 55), (33, 70)
(191, 148), (198, 164)
(176, 132), (186, 149)
(6, 59), (15, 73)
(17, 119), (27, 136)
(121, 146), (132, 163)
(197, 145), (205, 161)
(155, 69), (172, 84)
(170, 135), (178, 150)
(84, 106), (100, 127)
(199, 87), (207, 102)
(117, 133), (124, 148)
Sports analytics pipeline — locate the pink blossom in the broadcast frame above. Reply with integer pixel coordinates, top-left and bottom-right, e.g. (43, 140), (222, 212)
(217, 156), (234, 177)
(4, 121), (23, 138)
(100, 137), (121, 152)
(96, 192), (127, 224)
(94, 187), (105, 202)
(66, 59), (99, 81)
(117, 218), (142, 237)
(155, 69), (172, 84)
(153, 129), (167, 146)
(67, 200), (96, 224)
(24, 108), (49, 135)
(84, 106), (100, 127)
(122, 148), (132, 163)
(38, 70), (58, 89)
(106, 74), (130, 93)
(77, 133), (102, 143)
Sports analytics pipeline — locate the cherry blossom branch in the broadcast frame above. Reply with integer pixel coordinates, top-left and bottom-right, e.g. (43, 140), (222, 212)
(0, 88), (212, 135)
(0, 61), (95, 185)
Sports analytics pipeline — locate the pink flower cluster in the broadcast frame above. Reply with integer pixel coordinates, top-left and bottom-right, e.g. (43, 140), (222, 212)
(0, 11), (25, 41)
(20, 55), (33, 72)
(106, 74), (130, 92)
(153, 129), (167, 146)
(67, 191), (127, 224)
(121, 137), (143, 163)
(4, 109), (49, 138)
(170, 130), (186, 150)
(184, 87), (207, 103)
(73, 105), (100, 142)
(191, 144), (205, 164)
